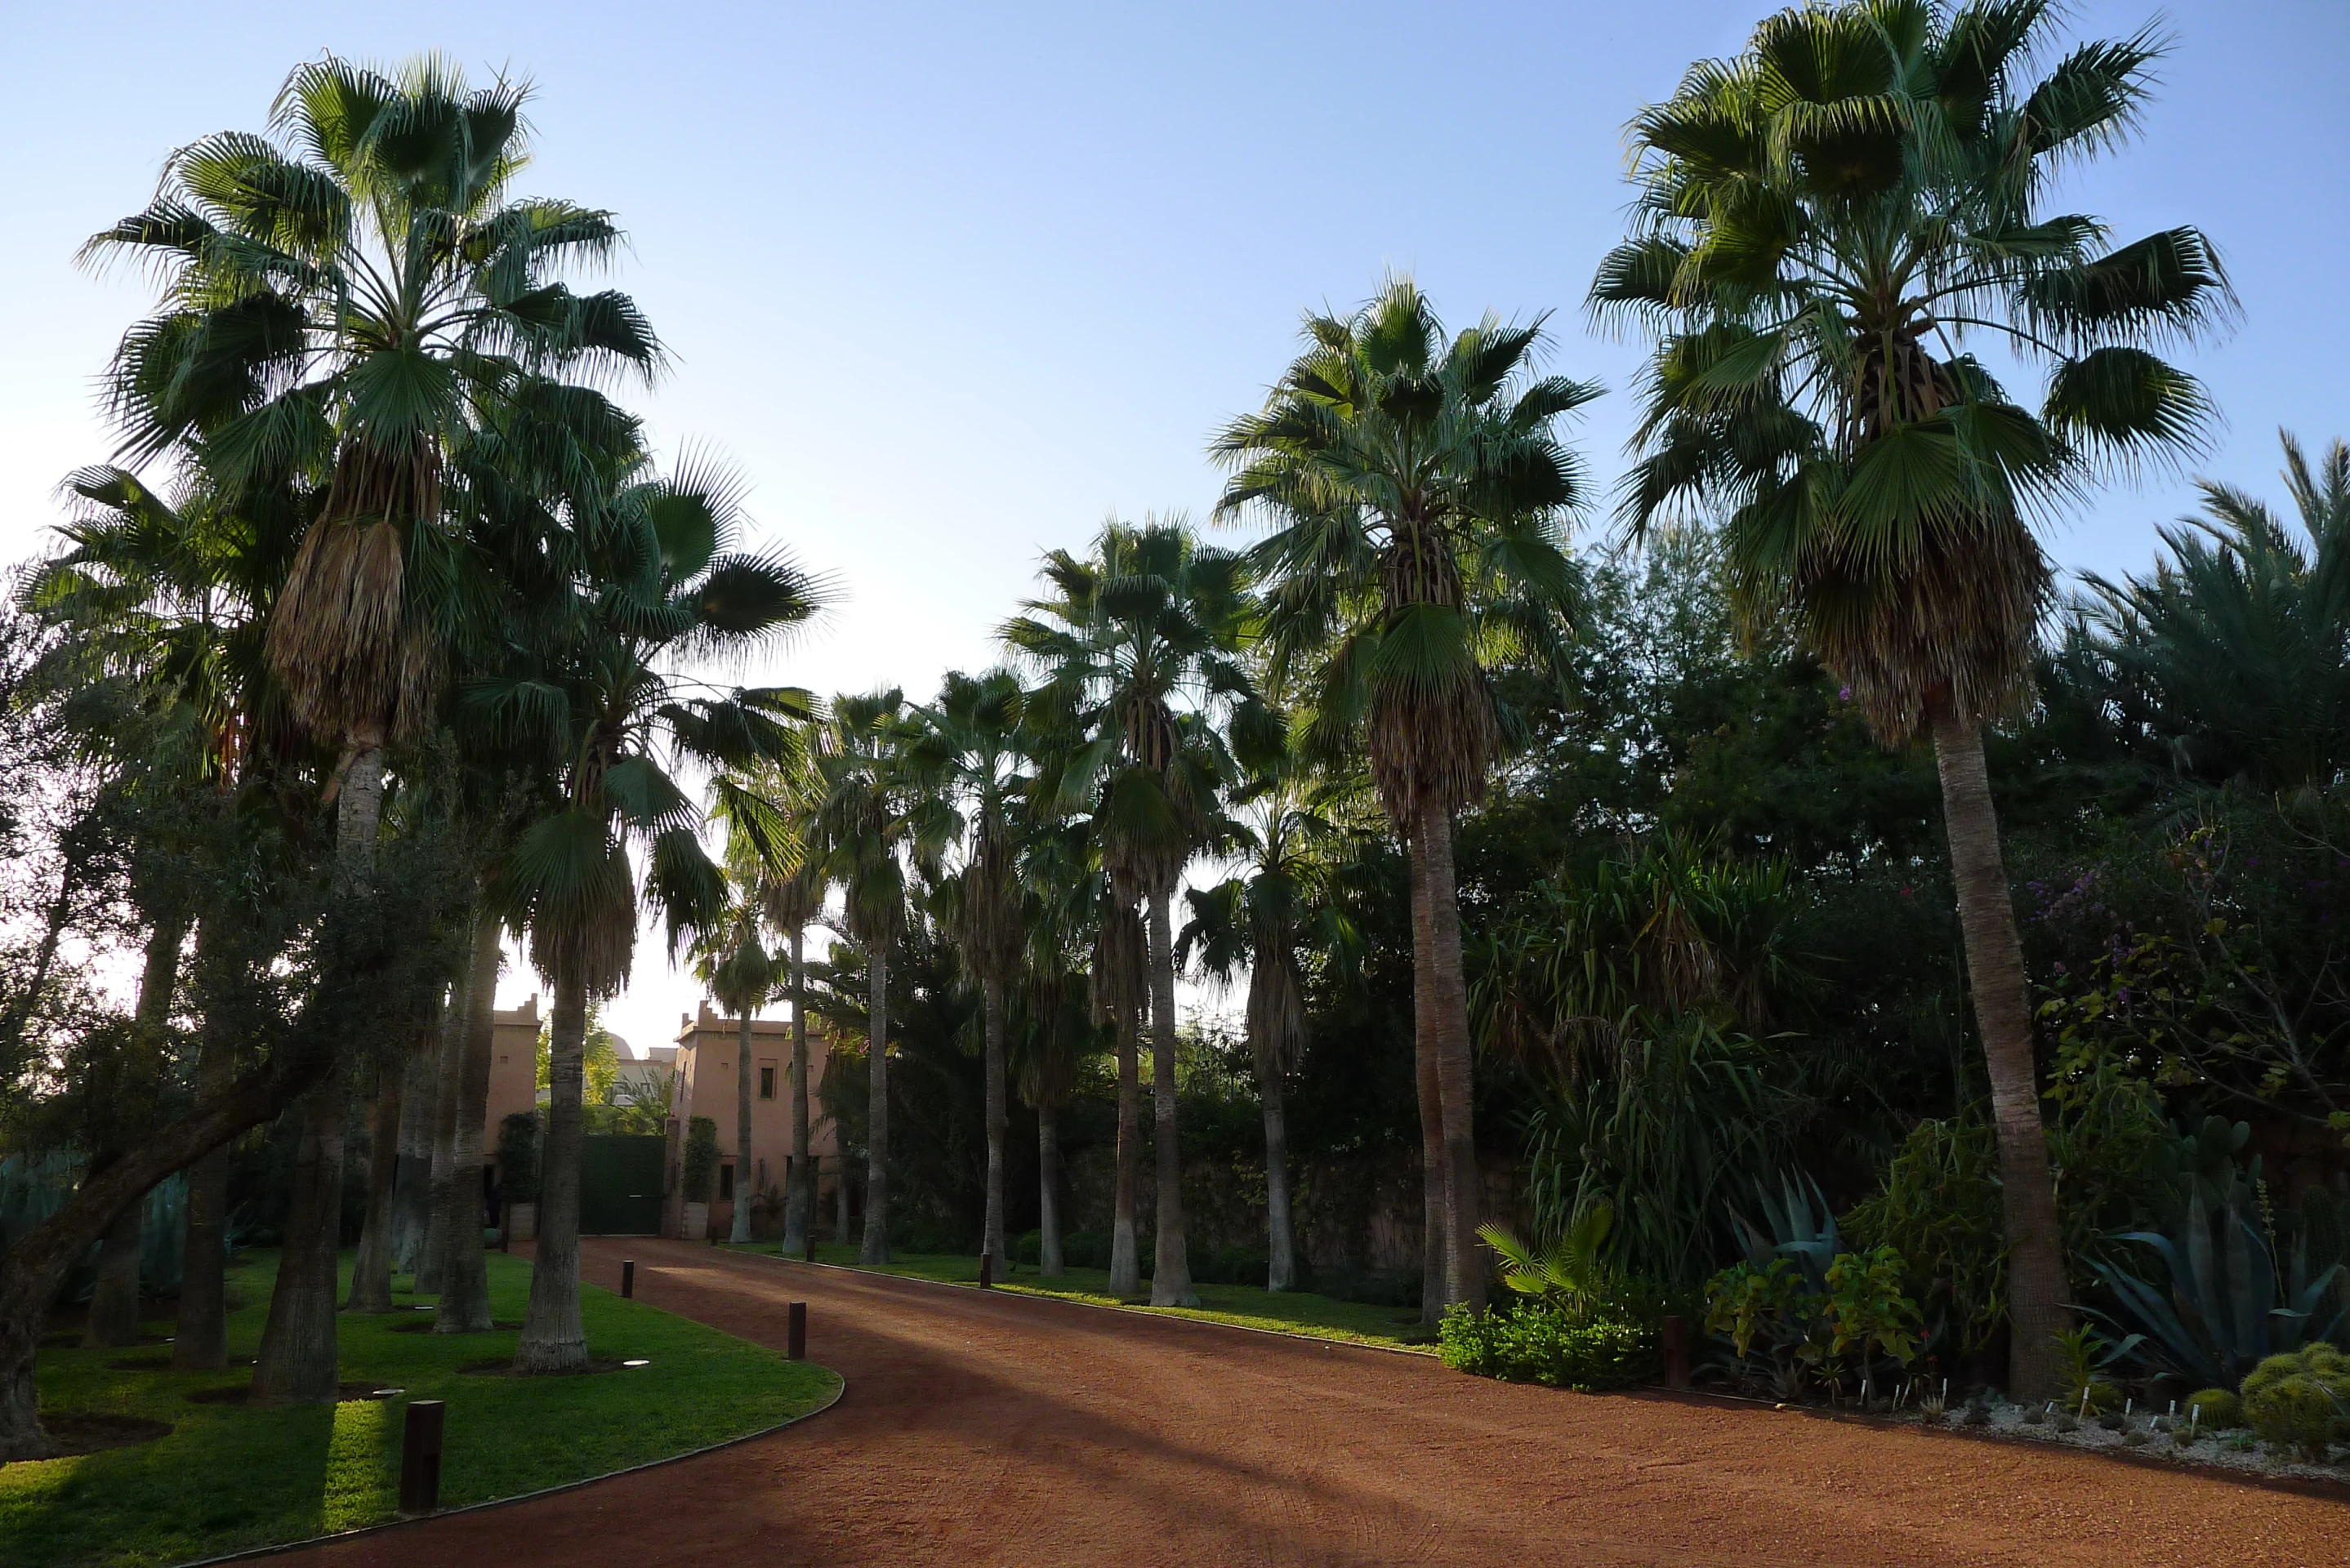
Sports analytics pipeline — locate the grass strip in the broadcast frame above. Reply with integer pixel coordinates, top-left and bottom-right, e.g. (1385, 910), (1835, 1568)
(3, 1250), (839, 1568)
(731, 1241), (1438, 1352)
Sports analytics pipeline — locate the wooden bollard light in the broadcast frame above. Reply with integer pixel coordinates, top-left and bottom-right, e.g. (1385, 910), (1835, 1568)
(803, 1231), (817, 1263)
(399, 1399), (447, 1516)
(1661, 1314), (1690, 1392)
(622, 1258), (635, 1298)
(787, 1301), (807, 1361)
(979, 1249), (994, 1290)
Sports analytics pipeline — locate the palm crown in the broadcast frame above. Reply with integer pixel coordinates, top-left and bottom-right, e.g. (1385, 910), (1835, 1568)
(85, 55), (662, 751)
(1213, 278), (1595, 829)
(1595, 0), (2233, 740)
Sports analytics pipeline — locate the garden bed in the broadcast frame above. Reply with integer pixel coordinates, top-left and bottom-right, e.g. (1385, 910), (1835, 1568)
(1, 1250), (840, 1568)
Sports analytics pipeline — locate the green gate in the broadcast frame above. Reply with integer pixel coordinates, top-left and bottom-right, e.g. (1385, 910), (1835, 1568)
(578, 1134), (667, 1236)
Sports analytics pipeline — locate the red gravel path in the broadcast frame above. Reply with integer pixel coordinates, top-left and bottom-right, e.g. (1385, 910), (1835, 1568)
(281, 1237), (2348, 1567)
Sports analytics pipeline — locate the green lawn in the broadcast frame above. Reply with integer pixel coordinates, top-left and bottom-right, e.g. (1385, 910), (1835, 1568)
(732, 1241), (1439, 1352)
(2, 1250), (839, 1568)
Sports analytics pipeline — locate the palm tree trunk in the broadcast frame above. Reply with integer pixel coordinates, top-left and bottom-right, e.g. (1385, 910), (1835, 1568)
(345, 1053), (406, 1312)
(860, 943), (891, 1265)
(1253, 1036), (1296, 1294)
(1417, 799), (1484, 1313)
(1407, 844), (1447, 1324)
(517, 968), (591, 1372)
(1108, 1002), (1143, 1298)
(250, 734), (386, 1401)
(1038, 1102), (1064, 1276)
(250, 1059), (349, 1405)
(1932, 710), (2071, 1399)
(434, 909), (502, 1334)
(731, 1011), (756, 1245)
(783, 929), (813, 1254)
(390, 1022), (438, 1275)
(982, 975), (1008, 1267)
(834, 1154), (849, 1242)
(175, 924), (237, 1371)
(1147, 893), (1197, 1307)
(416, 967), (469, 1297)
(84, 915), (188, 1348)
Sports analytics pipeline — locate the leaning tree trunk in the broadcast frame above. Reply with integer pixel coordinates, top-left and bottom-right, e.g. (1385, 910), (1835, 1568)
(84, 915), (189, 1348)
(344, 1055), (408, 1312)
(860, 944), (892, 1266)
(416, 965), (469, 1297)
(1107, 1000), (1143, 1298)
(433, 911), (502, 1334)
(1253, 1036), (1297, 1294)
(250, 1060), (350, 1405)
(1933, 710), (2071, 1399)
(176, 934), (239, 1372)
(0, 1030), (337, 1459)
(1406, 848), (1447, 1323)
(1146, 893), (1197, 1307)
(517, 969), (591, 1373)
(1038, 1102), (1064, 1276)
(981, 975), (1008, 1267)
(782, 929), (813, 1256)
(390, 1020), (439, 1275)
(1417, 800), (1484, 1313)
(732, 1010), (757, 1245)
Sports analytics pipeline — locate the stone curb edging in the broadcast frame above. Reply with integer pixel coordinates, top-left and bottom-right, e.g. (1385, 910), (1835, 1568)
(167, 1367), (847, 1568)
(726, 1244), (1443, 1360)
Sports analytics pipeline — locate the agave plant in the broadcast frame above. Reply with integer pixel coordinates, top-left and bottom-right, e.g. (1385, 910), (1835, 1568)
(2091, 1187), (2347, 1389)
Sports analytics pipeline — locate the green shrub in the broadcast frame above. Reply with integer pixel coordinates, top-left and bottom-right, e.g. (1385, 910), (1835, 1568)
(1059, 1229), (1111, 1272)
(682, 1116), (720, 1205)
(2186, 1388), (2241, 1428)
(2241, 1346), (2350, 1459)
(1011, 1230), (1043, 1266)
(1438, 1303), (1657, 1392)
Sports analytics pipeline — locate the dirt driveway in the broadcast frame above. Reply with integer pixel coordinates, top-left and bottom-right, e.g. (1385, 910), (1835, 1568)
(280, 1238), (2347, 1567)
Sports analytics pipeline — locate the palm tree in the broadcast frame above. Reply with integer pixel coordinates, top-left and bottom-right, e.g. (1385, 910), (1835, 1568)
(1591, 0), (2230, 1395)
(1214, 279), (1596, 1313)
(85, 53), (663, 1405)
(1008, 519), (1260, 1307)
(1180, 758), (1360, 1292)
(690, 867), (777, 1245)
(493, 458), (823, 1371)
(753, 834), (827, 1257)
(911, 669), (1032, 1266)
(2082, 433), (2350, 793)
(809, 690), (941, 1265)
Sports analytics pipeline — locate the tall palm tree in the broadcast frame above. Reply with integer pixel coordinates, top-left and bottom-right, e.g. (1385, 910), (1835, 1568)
(1592, 0), (2230, 1395)
(2082, 432), (2350, 793)
(1179, 755), (1361, 1293)
(1214, 280), (1595, 1313)
(85, 53), (663, 1405)
(690, 867), (777, 1245)
(911, 669), (1031, 1266)
(1007, 519), (1260, 1307)
(763, 860), (827, 1255)
(492, 458), (823, 1371)
(809, 690), (942, 1266)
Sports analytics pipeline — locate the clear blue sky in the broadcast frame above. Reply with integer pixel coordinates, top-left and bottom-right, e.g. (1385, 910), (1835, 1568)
(7, 1), (2345, 1047)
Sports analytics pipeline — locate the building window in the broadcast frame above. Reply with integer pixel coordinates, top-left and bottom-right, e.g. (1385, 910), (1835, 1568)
(718, 1161), (734, 1200)
(759, 1065), (777, 1100)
